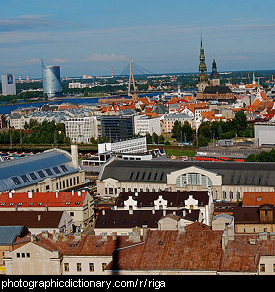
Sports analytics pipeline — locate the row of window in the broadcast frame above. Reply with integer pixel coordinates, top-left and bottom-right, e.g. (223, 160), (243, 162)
(64, 262), (107, 272)
(11, 165), (68, 186)
(176, 173), (212, 188)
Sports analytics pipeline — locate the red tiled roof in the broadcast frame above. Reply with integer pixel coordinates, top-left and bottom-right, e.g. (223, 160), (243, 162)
(242, 192), (275, 207)
(0, 191), (89, 208)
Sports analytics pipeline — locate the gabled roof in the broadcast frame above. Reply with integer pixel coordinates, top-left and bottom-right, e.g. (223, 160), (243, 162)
(0, 225), (25, 245)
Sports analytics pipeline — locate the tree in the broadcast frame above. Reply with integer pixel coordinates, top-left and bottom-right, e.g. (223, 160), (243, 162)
(171, 120), (182, 141)
(181, 121), (194, 142)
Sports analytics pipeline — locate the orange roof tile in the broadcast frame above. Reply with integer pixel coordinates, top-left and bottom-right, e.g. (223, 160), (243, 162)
(242, 192), (275, 207)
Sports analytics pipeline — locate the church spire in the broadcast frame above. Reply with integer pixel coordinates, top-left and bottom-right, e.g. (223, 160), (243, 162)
(198, 32), (208, 92)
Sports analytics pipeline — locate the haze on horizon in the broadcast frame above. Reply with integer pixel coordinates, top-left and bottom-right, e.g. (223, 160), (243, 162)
(0, 0), (275, 78)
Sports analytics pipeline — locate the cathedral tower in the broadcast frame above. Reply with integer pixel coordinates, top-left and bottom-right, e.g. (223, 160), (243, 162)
(210, 59), (220, 86)
(198, 33), (209, 92)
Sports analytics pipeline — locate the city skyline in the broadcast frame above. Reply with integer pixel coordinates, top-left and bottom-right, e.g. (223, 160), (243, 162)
(1, 0), (275, 78)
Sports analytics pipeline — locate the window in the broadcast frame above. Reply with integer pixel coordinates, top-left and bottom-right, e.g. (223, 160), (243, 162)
(26, 253), (30, 258)
(45, 169), (53, 176)
(188, 173), (200, 185)
(153, 173), (158, 180)
(77, 263), (82, 272)
(260, 264), (265, 272)
(102, 263), (107, 272)
(130, 172), (134, 180)
(53, 167), (61, 174)
(46, 185), (50, 190)
(229, 191), (233, 200)
(64, 263), (69, 272)
(60, 165), (68, 172)
(201, 175), (207, 188)
(11, 177), (21, 185)
(21, 175), (29, 183)
(160, 173), (164, 181)
(89, 263), (94, 272)
(16, 253), (20, 258)
(29, 173), (38, 180)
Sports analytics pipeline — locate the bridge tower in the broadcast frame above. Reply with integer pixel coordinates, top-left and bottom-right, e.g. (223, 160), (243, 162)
(128, 59), (137, 97)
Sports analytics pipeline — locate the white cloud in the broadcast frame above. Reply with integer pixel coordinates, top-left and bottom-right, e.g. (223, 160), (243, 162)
(52, 58), (69, 63)
(24, 57), (41, 64)
(85, 53), (127, 62)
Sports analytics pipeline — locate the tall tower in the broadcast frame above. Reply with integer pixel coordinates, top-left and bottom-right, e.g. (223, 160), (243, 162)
(128, 59), (137, 97)
(198, 33), (209, 93)
(210, 59), (220, 86)
(41, 59), (62, 98)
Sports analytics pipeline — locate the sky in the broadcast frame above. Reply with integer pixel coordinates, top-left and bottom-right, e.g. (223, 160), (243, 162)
(1, 0), (275, 78)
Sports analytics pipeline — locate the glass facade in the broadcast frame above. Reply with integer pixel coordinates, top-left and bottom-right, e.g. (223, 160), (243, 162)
(100, 116), (134, 142)
(41, 59), (62, 97)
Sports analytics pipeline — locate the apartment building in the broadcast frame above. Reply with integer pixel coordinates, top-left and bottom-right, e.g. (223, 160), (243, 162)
(65, 116), (98, 143)
(133, 115), (161, 136)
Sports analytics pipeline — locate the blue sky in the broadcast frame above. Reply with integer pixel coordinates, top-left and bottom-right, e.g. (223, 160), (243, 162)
(1, 0), (275, 78)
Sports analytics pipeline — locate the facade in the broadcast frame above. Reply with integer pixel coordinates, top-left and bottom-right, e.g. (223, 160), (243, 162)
(97, 159), (275, 202)
(93, 190), (211, 235)
(161, 113), (194, 133)
(65, 116), (98, 143)
(134, 115), (161, 136)
(255, 123), (275, 146)
(0, 226), (29, 275)
(98, 137), (147, 154)
(1, 74), (16, 95)
(100, 115), (134, 142)
(0, 146), (85, 193)
(41, 59), (62, 98)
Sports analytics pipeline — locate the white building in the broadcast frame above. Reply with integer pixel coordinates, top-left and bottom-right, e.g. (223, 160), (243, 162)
(65, 116), (98, 143)
(255, 123), (275, 146)
(98, 137), (147, 154)
(134, 115), (161, 136)
(1, 74), (16, 95)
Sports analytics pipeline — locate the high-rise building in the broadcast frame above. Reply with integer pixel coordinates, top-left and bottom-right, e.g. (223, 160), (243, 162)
(41, 59), (62, 98)
(1, 73), (16, 95)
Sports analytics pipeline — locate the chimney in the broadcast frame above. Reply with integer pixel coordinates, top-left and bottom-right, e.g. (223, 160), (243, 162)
(30, 234), (36, 242)
(38, 214), (42, 221)
(101, 232), (108, 241)
(112, 232), (117, 240)
(152, 209), (155, 214)
(72, 190), (74, 196)
(132, 226), (141, 242)
(56, 191), (58, 198)
(41, 230), (49, 239)
(142, 225), (148, 239)
(77, 191), (81, 197)
(28, 191), (33, 199)
(71, 144), (79, 168)
(8, 192), (12, 198)
(135, 192), (138, 197)
(162, 209), (166, 216)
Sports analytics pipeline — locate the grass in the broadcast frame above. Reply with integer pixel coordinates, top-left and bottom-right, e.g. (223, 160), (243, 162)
(165, 148), (196, 157)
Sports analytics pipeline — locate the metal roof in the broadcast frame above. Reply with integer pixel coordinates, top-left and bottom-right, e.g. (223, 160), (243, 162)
(99, 159), (275, 186)
(0, 225), (24, 245)
(0, 149), (80, 192)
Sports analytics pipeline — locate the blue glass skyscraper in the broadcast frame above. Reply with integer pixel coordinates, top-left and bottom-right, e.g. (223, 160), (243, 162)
(41, 59), (62, 98)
